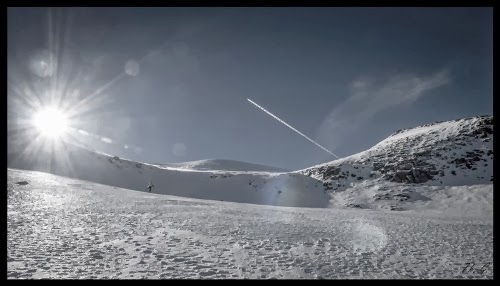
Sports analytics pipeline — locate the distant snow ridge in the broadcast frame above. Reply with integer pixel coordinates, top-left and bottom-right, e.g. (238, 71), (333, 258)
(7, 142), (325, 208)
(155, 159), (289, 172)
(300, 115), (493, 190)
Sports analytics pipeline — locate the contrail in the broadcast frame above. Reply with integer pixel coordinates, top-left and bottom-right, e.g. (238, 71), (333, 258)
(247, 98), (340, 159)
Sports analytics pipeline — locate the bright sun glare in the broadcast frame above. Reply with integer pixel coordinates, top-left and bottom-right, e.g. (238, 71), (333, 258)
(32, 107), (69, 139)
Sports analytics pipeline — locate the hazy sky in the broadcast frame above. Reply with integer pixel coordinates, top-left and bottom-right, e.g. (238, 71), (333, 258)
(7, 7), (492, 170)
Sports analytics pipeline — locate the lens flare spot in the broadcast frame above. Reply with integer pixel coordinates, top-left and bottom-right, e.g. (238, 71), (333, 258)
(348, 219), (388, 254)
(101, 137), (113, 144)
(124, 60), (140, 76)
(29, 49), (55, 78)
(172, 143), (187, 157)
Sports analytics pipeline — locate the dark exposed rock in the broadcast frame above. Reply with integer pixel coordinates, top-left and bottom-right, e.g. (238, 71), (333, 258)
(408, 174), (417, 183)
(346, 203), (362, 208)
(414, 150), (431, 157)
(382, 174), (392, 180)
(394, 193), (411, 201)
(390, 168), (435, 184)
(323, 166), (341, 179)
(477, 126), (493, 135)
(398, 163), (413, 170)
(414, 169), (430, 183)
(323, 181), (333, 191)
(451, 170), (456, 176)
(393, 171), (405, 183)
(373, 162), (384, 171)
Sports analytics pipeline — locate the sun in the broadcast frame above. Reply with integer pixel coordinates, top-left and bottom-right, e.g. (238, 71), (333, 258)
(32, 107), (70, 139)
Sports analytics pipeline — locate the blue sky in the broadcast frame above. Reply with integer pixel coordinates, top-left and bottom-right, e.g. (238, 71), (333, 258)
(8, 7), (493, 170)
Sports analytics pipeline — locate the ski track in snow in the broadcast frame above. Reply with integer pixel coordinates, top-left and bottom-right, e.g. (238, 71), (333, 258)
(7, 169), (493, 279)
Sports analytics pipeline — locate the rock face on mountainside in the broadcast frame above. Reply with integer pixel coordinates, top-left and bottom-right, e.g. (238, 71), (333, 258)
(300, 115), (493, 191)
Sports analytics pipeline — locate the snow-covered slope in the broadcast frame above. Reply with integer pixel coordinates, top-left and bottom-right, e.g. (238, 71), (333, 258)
(154, 159), (289, 172)
(7, 115), (493, 213)
(298, 115), (493, 210)
(7, 169), (493, 279)
(7, 142), (327, 208)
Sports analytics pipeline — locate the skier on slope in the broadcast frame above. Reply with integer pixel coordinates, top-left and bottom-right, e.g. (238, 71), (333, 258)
(147, 181), (154, 193)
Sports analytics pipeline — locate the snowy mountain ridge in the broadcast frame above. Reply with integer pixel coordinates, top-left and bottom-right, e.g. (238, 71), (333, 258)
(300, 115), (493, 186)
(7, 115), (493, 214)
(7, 140), (329, 208)
(295, 115), (492, 212)
(153, 159), (289, 172)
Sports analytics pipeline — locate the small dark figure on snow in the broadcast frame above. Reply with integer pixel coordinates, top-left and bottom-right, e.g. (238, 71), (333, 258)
(147, 182), (154, 193)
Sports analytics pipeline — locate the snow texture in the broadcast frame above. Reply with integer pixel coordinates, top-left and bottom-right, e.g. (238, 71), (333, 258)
(7, 169), (493, 279)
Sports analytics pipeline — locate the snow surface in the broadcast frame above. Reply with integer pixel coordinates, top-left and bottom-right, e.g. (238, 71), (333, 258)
(7, 169), (493, 279)
(7, 115), (493, 279)
(7, 142), (328, 208)
(328, 179), (492, 217)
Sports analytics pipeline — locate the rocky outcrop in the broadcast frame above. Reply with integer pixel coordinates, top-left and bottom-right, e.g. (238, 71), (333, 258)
(300, 115), (493, 189)
(391, 168), (434, 184)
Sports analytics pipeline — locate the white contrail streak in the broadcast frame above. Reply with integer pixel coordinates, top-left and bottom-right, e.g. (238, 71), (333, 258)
(247, 98), (340, 159)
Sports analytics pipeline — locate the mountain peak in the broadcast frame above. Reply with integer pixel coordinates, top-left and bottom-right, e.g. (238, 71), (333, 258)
(300, 115), (493, 189)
